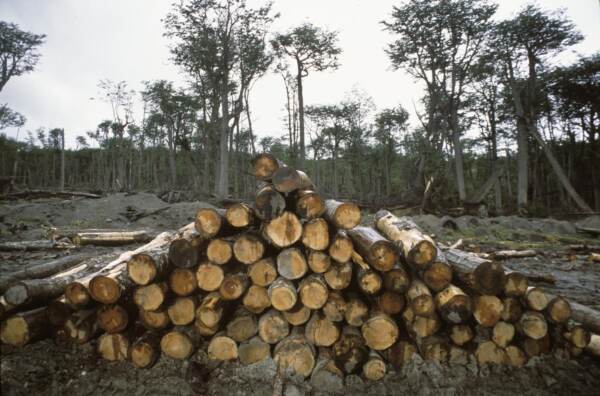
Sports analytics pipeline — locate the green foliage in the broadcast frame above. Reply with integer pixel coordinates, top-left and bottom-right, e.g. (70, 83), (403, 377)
(0, 21), (46, 92)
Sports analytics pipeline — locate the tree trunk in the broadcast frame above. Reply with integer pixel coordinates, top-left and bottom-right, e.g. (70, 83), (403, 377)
(529, 128), (593, 213)
(217, 80), (230, 198)
(59, 129), (65, 191)
(296, 64), (305, 170)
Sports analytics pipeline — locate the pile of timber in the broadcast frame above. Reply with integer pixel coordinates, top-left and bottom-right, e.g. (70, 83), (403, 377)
(1, 153), (599, 382)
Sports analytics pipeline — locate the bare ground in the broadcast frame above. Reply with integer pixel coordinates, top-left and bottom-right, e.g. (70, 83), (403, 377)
(1, 194), (600, 395)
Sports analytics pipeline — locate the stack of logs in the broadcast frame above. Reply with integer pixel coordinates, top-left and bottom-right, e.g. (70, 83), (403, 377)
(1, 153), (598, 382)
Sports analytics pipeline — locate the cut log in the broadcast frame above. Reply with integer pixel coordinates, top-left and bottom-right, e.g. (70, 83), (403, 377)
(63, 309), (99, 344)
(0, 189), (102, 200)
(376, 291), (405, 315)
(197, 292), (225, 327)
(347, 226), (397, 272)
(361, 312), (399, 350)
(406, 279), (435, 317)
(225, 203), (255, 228)
(248, 257), (277, 287)
(328, 230), (353, 264)
(252, 153), (282, 181)
(273, 331), (316, 377)
(298, 274), (329, 310)
(73, 230), (151, 246)
(310, 353), (344, 390)
(194, 317), (219, 337)
(518, 311), (548, 340)
(97, 304), (129, 334)
(196, 262), (225, 292)
(239, 336), (271, 365)
(362, 350), (386, 381)
(322, 291), (346, 323)
(492, 321), (515, 348)
(160, 326), (200, 360)
(295, 190), (326, 220)
(233, 233), (265, 265)
(139, 307), (171, 330)
(563, 325), (591, 348)
(98, 333), (130, 361)
(208, 332), (238, 361)
(324, 261), (353, 290)
(0, 308), (49, 346)
(493, 249), (537, 260)
(305, 311), (340, 347)
(262, 211), (303, 248)
(386, 340), (417, 369)
(46, 299), (73, 327)
(500, 297), (523, 323)
(268, 277), (298, 311)
(504, 272), (528, 297)
(445, 248), (506, 296)
(195, 208), (233, 238)
(167, 296), (198, 325)
(282, 303), (311, 326)
(258, 309), (289, 344)
(422, 260), (452, 292)
(219, 272), (249, 300)
(206, 238), (233, 265)
(307, 250), (331, 274)
(168, 232), (202, 269)
(169, 268), (198, 296)
(418, 336), (450, 362)
(127, 251), (169, 286)
(344, 294), (369, 327)
(475, 340), (507, 365)
(130, 331), (161, 369)
(0, 253), (93, 294)
(374, 210), (437, 270)
(243, 285), (271, 314)
(585, 334), (600, 359)
(0, 240), (73, 252)
(254, 185), (286, 221)
(382, 262), (410, 293)
(449, 324), (474, 346)
(522, 334), (550, 357)
(272, 167), (313, 193)
(357, 267), (383, 295)
(473, 296), (504, 327)
(332, 326), (368, 374)
(277, 248), (308, 280)
(546, 296), (572, 324)
(402, 307), (441, 339)
(65, 281), (91, 308)
(505, 345), (528, 367)
(302, 218), (330, 251)
(434, 284), (472, 324)
(524, 287), (549, 311)
(134, 282), (168, 311)
(324, 199), (361, 230)
(88, 268), (133, 305)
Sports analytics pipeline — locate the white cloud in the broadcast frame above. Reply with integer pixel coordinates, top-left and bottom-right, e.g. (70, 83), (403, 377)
(1, 0), (598, 147)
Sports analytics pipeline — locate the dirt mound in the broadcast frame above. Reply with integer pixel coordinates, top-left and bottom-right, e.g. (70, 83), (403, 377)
(0, 193), (217, 240)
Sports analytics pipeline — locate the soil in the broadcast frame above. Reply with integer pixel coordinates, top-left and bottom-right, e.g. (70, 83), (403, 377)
(1, 194), (600, 395)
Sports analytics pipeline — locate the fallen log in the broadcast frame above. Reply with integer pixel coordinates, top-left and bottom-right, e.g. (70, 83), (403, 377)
(374, 210), (437, 270)
(492, 250), (537, 260)
(0, 307), (49, 346)
(324, 199), (361, 230)
(0, 253), (93, 294)
(0, 240), (74, 252)
(73, 230), (152, 246)
(0, 189), (102, 201)
(347, 226), (398, 272)
(444, 248), (506, 296)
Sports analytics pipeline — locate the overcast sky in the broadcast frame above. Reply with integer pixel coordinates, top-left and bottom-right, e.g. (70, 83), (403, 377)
(1, 0), (598, 148)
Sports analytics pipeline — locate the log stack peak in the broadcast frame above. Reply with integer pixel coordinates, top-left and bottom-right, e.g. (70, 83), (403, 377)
(1, 153), (597, 383)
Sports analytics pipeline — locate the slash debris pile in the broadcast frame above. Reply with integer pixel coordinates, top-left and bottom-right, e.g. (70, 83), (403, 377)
(1, 153), (598, 382)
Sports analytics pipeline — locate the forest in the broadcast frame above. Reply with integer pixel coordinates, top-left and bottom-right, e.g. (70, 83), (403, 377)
(1, 0), (598, 217)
